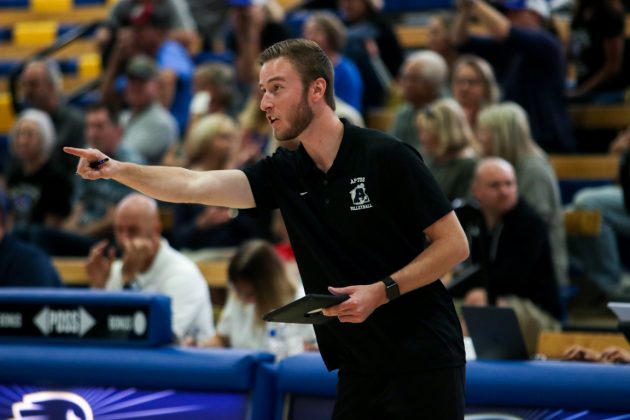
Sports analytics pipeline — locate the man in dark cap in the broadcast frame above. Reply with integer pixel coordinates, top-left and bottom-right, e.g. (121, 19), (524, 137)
(118, 54), (178, 165)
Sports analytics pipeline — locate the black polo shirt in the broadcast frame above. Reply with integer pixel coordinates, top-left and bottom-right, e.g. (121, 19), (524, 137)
(243, 122), (465, 374)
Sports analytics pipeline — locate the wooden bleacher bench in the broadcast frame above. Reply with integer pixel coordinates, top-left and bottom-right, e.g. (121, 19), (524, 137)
(537, 330), (630, 359)
(366, 109), (395, 132)
(0, 6), (108, 27)
(569, 104), (630, 130)
(548, 154), (619, 180)
(53, 257), (229, 289)
(564, 209), (602, 236)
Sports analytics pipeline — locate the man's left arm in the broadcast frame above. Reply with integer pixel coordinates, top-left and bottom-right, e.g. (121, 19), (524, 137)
(324, 211), (469, 323)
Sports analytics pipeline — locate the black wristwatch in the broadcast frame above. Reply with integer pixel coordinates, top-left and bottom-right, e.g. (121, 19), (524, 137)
(382, 276), (400, 301)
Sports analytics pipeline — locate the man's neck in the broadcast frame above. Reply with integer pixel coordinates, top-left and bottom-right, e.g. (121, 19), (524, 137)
(299, 111), (344, 173)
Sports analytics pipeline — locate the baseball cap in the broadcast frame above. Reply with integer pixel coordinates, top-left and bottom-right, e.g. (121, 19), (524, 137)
(502, 0), (550, 18)
(126, 55), (159, 81)
(124, 2), (172, 28)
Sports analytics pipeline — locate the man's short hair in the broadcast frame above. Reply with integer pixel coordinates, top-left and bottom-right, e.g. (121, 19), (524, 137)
(259, 39), (336, 110)
(85, 102), (120, 126)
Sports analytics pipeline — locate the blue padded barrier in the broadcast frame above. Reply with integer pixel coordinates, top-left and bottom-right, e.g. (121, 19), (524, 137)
(467, 360), (630, 412)
(274, 352), (337, 420)
(0, 344), (273, 391)
(0, 288), (172, 347)
(276, 352), (337, 398)
(275, 353), (630, 418)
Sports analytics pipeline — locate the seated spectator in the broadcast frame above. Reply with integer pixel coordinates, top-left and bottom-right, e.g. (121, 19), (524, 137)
(18, 59), (85, 180)
(477, 102), (568, 287)
(339, 0), (404, 110)
(564, 344), (630, 363)
(567, 0), (628, 103)
(389, 51), (448, 150)
(188, 62), (239, 128)
(200, 239), (314, 351)
(451, 54), (500, 131)
(36, 103), (145, 256)
(303, 11), (364, 113)
(5, 109), (73, 235)
(119, 55), (179, 165)
(454, 158), (562, 352)
(452, 0), (575, 153)
(86, 193), (214, 344)
(567, 136), (630, 298)
(171, 114), (262, 250)
(416, 98), (479, 201)
(0, 193), (63, 288)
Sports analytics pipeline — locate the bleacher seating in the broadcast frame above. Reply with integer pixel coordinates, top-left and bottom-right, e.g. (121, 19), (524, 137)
(537, 330), (630, 359)
(53, 257), (229, 289)
(549, 154), (619, 204)
(0, 1), (107, 133)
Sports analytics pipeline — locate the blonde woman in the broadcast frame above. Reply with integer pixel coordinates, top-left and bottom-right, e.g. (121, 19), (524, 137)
(416, 98), (479, 201)
(201, 239), (314, 351)
(172, 114), (260, 250)
(477, 102), (568, 287)
(451, 54), (500, 131)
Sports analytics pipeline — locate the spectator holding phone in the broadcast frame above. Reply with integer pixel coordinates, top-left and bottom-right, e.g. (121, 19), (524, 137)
(86, 193), (214, 344)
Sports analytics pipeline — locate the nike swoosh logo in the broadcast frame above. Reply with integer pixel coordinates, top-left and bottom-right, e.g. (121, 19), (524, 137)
(299, 192), (308, 196)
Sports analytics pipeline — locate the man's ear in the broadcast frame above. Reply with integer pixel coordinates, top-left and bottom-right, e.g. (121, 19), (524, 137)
(311, 78), (327, 101)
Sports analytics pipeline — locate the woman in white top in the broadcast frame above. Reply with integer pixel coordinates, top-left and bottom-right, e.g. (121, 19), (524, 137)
(202, 239), (314, 350)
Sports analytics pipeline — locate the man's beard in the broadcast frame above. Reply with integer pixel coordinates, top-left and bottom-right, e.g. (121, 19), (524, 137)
(275, 92), (314, 141)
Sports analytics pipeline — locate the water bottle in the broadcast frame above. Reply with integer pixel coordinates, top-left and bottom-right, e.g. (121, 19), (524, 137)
(266, 323), (288, 361)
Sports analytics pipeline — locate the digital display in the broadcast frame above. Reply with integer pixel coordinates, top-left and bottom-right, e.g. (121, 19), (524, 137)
(0, 303), (150, 341)
(0, 385), (248, 420)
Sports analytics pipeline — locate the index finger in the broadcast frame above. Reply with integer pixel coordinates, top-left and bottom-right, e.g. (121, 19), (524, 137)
(63, 146), (96, 158)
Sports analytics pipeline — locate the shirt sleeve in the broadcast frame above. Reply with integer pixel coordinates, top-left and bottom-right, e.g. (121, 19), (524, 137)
(385, 142), (453, 232)
(242, 156), (281, 210)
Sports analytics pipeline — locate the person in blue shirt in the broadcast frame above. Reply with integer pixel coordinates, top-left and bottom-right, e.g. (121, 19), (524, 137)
(0, 194), (63, 288)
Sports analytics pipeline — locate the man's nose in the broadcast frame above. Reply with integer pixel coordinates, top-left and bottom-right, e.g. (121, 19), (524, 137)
(260, 93), (272, 112)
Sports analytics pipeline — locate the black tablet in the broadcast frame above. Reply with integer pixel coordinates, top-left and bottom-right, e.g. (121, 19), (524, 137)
(262, 294), (349, 324)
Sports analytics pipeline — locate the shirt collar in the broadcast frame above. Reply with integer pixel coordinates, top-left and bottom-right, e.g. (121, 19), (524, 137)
(296, 120), (354, 177)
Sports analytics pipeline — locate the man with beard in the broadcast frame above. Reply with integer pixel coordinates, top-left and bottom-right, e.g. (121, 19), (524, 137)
(65, 39), (469, 419)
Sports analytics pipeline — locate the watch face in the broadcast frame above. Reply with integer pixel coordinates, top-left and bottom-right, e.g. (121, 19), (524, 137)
(385, 279), (400, 300)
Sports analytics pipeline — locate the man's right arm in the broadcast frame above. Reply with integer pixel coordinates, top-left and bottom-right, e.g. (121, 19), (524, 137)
(64, 147), (256, 209)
